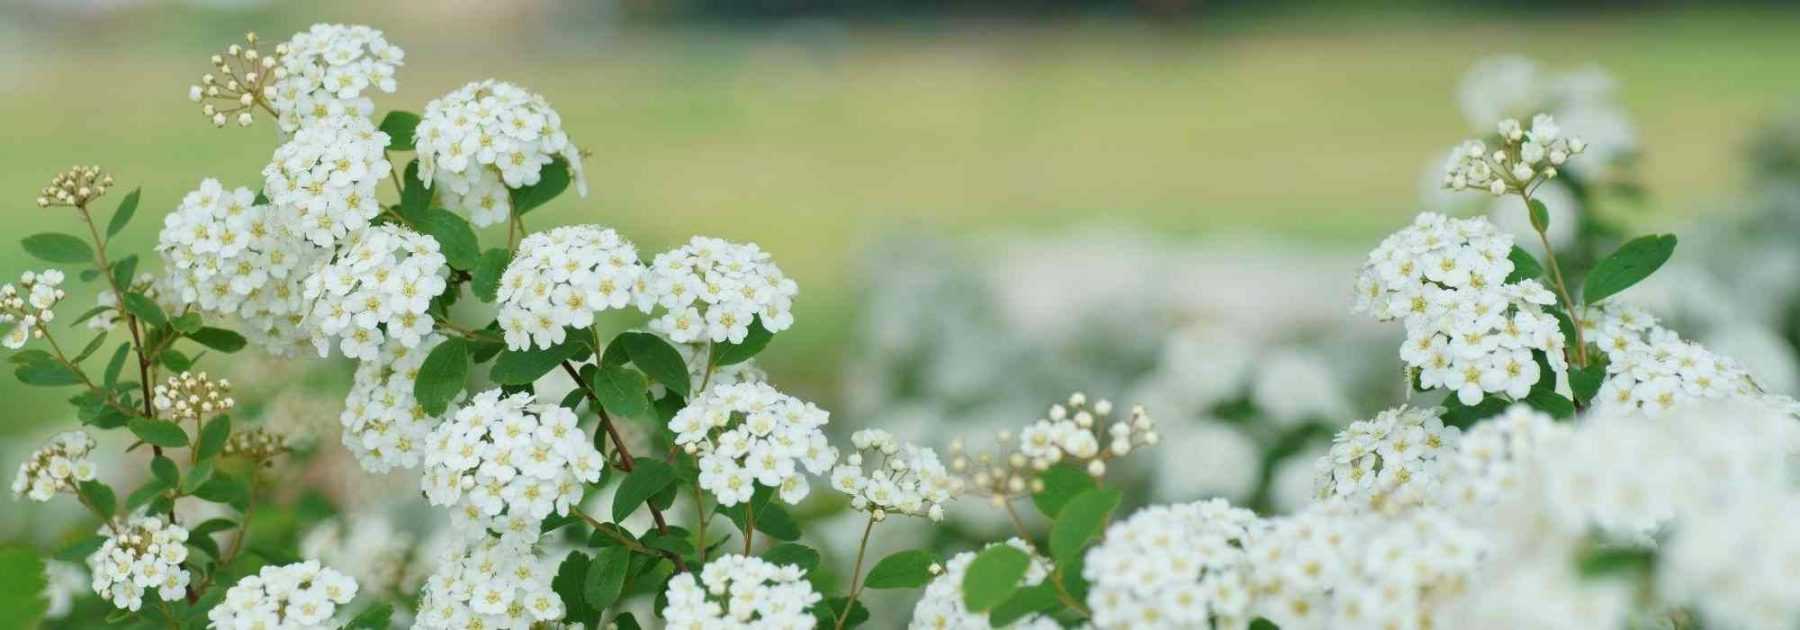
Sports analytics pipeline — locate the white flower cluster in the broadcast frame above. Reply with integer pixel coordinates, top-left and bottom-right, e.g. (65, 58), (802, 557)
(1436, 405), (1566, 516)
(151, 370), (235, 425)
(302, 225), (448, 360)
(262, 113), (392, 249)
(11, 431), (98, 502)
(1, 269), (66, 349)
(669, 381), (836, 506)
(187, 32), (278, 128)
(1354, 212), (1569, 406)
(421, 389), (603, 543)
(88, 515), (191, 611)
(300, 513), (426, 598)
(1659, 499), (1800, 630)
(496, 225), (643, 350)
(1083, 498), (1260, 629)
(910, 539), (1057, 630)
(1442, 114), (1586, 196)
(661, 554), (822, 629)
(267, 24), (404, 134)
(155, 178), (318, 349)
(829, 429), (961, 522)
(415, 536), (564, 629)
(1250, 505), (1488, 630)
(1584, 304), (1761, 411)
(415, 79), (586, 227)
(1314, 406), (1459, 514)
(207, 561), (359, 629)
(1016, 392), (1158, 478)
(340, 336), (448, 473)
(637, 236), (798, 344)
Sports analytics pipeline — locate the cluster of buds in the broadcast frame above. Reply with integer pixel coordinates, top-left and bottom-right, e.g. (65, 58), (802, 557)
(829, 429), (961, 522)
(187, 32), (282, 128)
(151, 371), (236, 425)
(2, 270), (67, 350)
(222, 426), (291, 461)
(1443, 113), (1586, 196)
(35, 165), (114, 208)
(948, 393), (1159, 503)
(10, 431), (98, 502)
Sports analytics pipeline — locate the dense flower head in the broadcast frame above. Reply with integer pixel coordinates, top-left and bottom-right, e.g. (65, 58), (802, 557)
(1354, 212), (1569, 406)
(1436, 405), (1566, 516)
(156, 178), (320, 351)
(88, 514), (191, 611)
(262, 113), (392, 249)
(340, 335), (450, 473)
(829, 429), (961, 521)
(1314, 405), (1459, 514)
(206, 561), (358, 629)
(661, 554), (822, 629)
(637, 236), (799, 344)
(1443, 113), (1586, 196)
(415, 79), (585, 227)
(910, 539), (1056, 630)
(1014, 392), (1157, 478)
(1583, 304), (1762, 412)
(11, 431), (98, 502)
(415, 536), (563, 629)
(496, 225), (643, 350)
(1083, 498), (1261, 629)
(301, 224), (449, 360)
(669, 381), (836, 506)
(1, 269), (66, 349)
(152, 370), (236, 425)
(267, 24), (404, 134)
(421, 389), (603, 543)
(35, 164), (115, 208)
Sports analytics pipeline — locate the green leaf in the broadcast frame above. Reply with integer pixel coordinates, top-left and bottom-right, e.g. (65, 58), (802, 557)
(612, 458), (676, 521)
(414, 338), (470, 416)
(1523, 387), (1576, 419)
(710, 318), (773, 367)
(102, 342), (131, 387)
(590, 365), (650, 419)
(195, 415), (231, 461)
(508, 157), (571, 216)
(150, 455), (180, 487)
(1439, 394), (1509, 430)
(472, 248), (512, 303)
(762, 543), (821, 573)
(1050, 488), (1120, 567)
(618, 331), (690, 398)
(400, 160), (431, 217)
(1570, 358), (1609, 406)
(961, 544), (1030, 612)
(490, 345), (573, 386)
(1527, 198), (1551, 232)
(186, 327), (246, 353)
(990, 583), (1061, 627)
(1506, 246), (1543, 283)
(343, 602), (394, 629)
(379, 110), (422, 151)
(106, 187), (141, 238)
(1032, 463), (1097, 519)
(1577, 546), (1655, 578)
(813, 597), (869, 629)
(417, 208), (481, 271)
(129, 417), (189, 447)
(109, 254), (138, 290)
(72, 332), (108, 363)
(21, 232), (93, 264)
(14, 358), (83, 387)
(1583, 234), (1677, 304)
(78, 479), (116, 518)
(553, 552), (597, 626)
(171, 312), (202, 334)
(584, 546), (631, 612)
(863, 549), (937, 589)
(121, 291), (168, 328)
(0, 545), (48, 629)
(183, 460), (216, 494)
(53, 535), (105, 563)
(159, 347), (193, 372)
(191, 474), (249, 509)
(125, 478), (167, 511)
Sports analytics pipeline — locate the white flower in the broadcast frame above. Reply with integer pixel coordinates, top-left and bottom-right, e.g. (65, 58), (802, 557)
(1584, 303), (1763, 412)
(340, 334), (452, 473)
(301, 225), (448, 360)
(909, 539), (1055, 630)
(414, 79), (586, 227)
(637, 236), (798, 344)
(1083, 499), (1260, 630)
(0, 269), (67, 349)
(207, 561), (359, 629)
(156, 178), (322, 353)
(1313, 405), (1459, 514)
(267, 24), (404, 134)
(1659, 497), (1800, 630)
(831, 429), (961, 520)
(10, 431), (98, 502)
(669, 382), (834, 506)
(661, 554), (820, 629)
(421, 389), (602, 544)
(1435, 405), (1566, 517)
(1441, 114), (1584, 196)
(262, 113), (392, 249)
(415, 536), (563, 629)
(87, 515), (191, 612)
(300, 513), (422, 598)
(496, 225), (644, 350)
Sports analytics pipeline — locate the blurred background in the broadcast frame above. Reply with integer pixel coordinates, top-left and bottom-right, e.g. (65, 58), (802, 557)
(7, 0), (1800, 624)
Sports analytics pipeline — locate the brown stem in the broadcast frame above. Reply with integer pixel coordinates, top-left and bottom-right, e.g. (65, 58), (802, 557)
(559, 361), (689, 573)
(74, 202), (159, 430)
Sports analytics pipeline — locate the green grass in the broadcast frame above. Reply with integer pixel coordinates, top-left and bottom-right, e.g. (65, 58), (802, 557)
(3, 8), (1799, 432)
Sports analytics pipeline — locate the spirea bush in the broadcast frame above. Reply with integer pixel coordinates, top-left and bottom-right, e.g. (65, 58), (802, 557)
(4, 21), (1798, 630)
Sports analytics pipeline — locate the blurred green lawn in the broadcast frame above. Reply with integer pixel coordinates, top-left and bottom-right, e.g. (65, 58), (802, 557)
(3, 7), (1798, 432)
